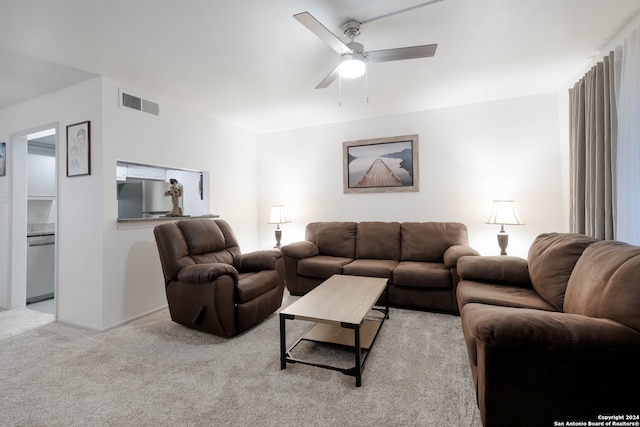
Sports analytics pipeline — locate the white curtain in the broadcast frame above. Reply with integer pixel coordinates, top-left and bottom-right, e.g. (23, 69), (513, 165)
(569, 52), (617, 239)
(616, 26), (640, 245)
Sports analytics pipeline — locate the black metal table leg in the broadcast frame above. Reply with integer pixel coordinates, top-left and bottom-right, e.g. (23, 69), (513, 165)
(354, 324), (362, 387)
(385, 282), (390, 318)
(280, 313), (287, 370)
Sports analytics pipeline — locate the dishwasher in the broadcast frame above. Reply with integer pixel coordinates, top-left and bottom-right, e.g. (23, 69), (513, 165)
(26, 234), (55, 304)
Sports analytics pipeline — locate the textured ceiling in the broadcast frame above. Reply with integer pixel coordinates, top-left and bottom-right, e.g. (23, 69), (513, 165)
(1, 0), (639, 133)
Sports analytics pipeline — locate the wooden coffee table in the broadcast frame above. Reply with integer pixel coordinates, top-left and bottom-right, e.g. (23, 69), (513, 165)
(279, 274), (389, 387)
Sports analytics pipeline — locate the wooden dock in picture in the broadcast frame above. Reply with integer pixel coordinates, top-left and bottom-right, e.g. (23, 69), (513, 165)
(357, 158), (402, 187)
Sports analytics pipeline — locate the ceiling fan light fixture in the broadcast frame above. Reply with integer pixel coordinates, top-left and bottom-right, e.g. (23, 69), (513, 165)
(294, 11), (437, 89)
(339, 53), (366, 79)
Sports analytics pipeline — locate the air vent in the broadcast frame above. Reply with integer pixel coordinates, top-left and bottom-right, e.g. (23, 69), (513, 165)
(119, 89), (160, 117)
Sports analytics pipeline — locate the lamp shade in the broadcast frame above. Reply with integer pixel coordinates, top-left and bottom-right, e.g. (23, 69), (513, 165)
(268, 205), (292, 225)
(486, 200), (523, 225)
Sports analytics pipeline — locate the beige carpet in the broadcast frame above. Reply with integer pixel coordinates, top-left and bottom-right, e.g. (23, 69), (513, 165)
(0, 295), (481, 426)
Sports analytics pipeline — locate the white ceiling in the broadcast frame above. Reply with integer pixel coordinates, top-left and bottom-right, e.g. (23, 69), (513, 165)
(1, 0), (639, 133)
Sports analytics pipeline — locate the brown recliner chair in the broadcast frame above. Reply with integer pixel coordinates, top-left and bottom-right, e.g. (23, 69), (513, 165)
(153, 219), (285, 337)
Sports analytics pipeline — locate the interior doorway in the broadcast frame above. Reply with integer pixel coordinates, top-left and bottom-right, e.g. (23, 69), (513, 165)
(9, 123), (58, 318)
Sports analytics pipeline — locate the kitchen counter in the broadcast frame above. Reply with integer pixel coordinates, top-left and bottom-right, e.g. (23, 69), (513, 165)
(27, 223), (55, 237)
(117, 214), (219, 227)
(27, 231), (56, 237)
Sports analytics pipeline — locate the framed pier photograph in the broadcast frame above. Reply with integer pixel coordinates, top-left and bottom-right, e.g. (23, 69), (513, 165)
(343, 134), (419, 194)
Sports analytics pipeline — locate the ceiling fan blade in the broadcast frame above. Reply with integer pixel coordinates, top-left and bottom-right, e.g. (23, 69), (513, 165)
(316, 65), (340, 89)
(366, 44), (438, 63)
(294, 12), (352, 55)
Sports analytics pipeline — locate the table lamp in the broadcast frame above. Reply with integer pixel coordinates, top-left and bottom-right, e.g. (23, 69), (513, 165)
(268, 205), (292, 248)
(486, 200), (523, 255)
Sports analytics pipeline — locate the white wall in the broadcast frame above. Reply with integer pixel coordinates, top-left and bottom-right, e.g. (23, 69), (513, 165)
(257, 93), (566, 258)
(0, 78), (567, 328)
(0, 78), (103, 326)
(100, 77), (257, 329)
(0, 76), (258, 330)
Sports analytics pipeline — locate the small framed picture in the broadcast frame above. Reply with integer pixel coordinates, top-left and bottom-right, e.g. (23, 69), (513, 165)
(66, 121), (91, 177)
(343, 134), (419, 193)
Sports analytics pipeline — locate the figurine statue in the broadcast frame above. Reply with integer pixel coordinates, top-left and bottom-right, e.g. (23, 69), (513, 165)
(165, 178), (183, 216)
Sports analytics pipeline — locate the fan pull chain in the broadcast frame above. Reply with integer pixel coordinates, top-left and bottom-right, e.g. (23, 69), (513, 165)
(339, 74), (343, 107)
(365, 67), (369, 103)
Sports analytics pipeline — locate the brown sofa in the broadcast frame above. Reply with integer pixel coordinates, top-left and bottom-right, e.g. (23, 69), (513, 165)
(154, 219), (285, 337)
(456, 232), (640, 426)
(281, 221), (479, 313)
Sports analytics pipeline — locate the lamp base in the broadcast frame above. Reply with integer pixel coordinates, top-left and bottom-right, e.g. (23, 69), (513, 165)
(497, 230), (509, 256)
(274, 228), (282, 249)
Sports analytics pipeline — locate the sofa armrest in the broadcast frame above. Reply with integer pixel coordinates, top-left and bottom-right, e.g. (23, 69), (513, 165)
(463, 304), (640, 424)
(177, 263), (239, 284)
(457, 255), (532, 288)
(281, 241), (320, 259)
(235, 249), (282, 272)
(466, 304), (640, 349)
(443, 244), (480, 268)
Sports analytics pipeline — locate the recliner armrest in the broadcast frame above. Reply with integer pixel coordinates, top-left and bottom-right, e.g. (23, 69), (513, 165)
(444, 244), (480, 268)
(458, 255), (532, 287)
(234, 249), (282, 272)
(281, 241), (320, 259)
(177, 263), (239, 284)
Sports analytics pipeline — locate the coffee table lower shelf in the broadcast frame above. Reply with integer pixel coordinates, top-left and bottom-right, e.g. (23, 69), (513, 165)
(280, 310), (387, 387)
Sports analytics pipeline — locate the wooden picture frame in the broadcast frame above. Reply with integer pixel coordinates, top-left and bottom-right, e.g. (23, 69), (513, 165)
(343, 134), (419, 193)
(66, 121), (91, 177)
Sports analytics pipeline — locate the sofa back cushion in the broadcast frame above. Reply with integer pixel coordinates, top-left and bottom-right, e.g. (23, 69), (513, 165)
(355, 222), (401, 260)
(564, 240), (640, 332)
(527, 232), (597, 311)
(154, 219), (239, 282)
(177, 219), (237, 265)
(400, 222), (470, 263)
(306, 222), (357, 258)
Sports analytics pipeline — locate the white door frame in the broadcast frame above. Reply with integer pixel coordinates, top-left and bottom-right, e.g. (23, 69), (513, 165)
(8, 122), (58, 316)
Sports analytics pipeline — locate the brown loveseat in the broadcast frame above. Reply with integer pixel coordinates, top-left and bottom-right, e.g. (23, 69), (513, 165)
(154, 219), (285, 338)
(456, 232), (640, 426)
(281, 221), (479, 313)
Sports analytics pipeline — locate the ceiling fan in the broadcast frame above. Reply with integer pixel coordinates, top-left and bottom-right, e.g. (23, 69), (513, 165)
(294, 10), (438, 89)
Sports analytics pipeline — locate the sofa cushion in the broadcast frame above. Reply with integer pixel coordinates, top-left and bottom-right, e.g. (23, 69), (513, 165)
(298, 255), (353, 279)
(355, 222), (400, 260)
(393, 261), (452, 289)
(342, 259), (398, 279)
(401, 222), (469, 262)
(564, 240), (640, 332)
(527, 233), (597, 311)
(306, 222), (356, 258)
(456, 281), (557, 312)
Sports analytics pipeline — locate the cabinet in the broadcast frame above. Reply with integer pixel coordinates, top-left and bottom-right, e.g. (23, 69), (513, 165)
(27, 151), (56, 199)
(147, 166), (166, 180)
(116, 163), (127, 182)
(125, 164), (166, 181)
